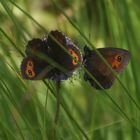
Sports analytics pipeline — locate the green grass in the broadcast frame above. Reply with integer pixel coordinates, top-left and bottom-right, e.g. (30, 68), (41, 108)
(0, 0), (140, 139)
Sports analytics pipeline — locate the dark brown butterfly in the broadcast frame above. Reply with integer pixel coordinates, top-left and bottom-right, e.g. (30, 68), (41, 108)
(20, 30), (82, 81)
(47, 30), (82, 71)
(83, 46), (131, 89)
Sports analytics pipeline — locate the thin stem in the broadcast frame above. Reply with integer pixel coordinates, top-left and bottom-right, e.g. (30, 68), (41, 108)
(43, 89), (49, 140)
(43, 81), (89, 140)
(55, 81), (61, 124)
(53, 81), (61, 140)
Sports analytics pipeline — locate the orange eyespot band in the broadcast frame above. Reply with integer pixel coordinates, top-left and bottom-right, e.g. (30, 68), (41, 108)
(25, 60), (36, 78)
(68, 48), (79, 65)
(111, 55), (121, 69)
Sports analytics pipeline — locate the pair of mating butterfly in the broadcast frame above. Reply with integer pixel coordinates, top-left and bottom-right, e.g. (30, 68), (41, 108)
(21, 30), (131, 90)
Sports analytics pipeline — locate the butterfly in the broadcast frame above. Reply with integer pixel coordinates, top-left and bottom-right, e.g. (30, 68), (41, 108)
(83, 46), (131, 89)
(20, 30), (82, 81)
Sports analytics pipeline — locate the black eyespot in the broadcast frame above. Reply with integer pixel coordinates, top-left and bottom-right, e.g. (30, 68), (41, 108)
(28, 70), (32, 75)
(117, 55), (122, 62)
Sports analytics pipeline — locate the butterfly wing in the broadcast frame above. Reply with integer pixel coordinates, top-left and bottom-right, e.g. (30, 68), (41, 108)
(47, 30), (82, 70)
(21, 30), (82, 81)
(25, 38), (49, 60)
(84, 70), (115, 89)
(20, 56), (52, 80)
(46, 30), (83, 81)
(83, 46), (131, 89)
(96, 47), (131, 73)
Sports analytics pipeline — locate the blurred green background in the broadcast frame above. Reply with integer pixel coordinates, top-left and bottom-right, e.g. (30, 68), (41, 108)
(0, 0), (140, 139)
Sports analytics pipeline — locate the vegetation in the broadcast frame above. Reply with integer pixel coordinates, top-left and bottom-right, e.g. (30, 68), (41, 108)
(0, 0), (140, 139)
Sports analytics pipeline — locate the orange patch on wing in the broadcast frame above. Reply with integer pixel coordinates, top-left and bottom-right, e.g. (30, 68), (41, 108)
(25, 60), (36, 78)
(108, 55), (121, 69)
(111, 61), (120, 69)
(106, 55), (121, 69)
(68, 48), (79, 65)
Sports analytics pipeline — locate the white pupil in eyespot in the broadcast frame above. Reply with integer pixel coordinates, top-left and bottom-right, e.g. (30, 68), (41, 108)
(117, 56), (121, 62)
